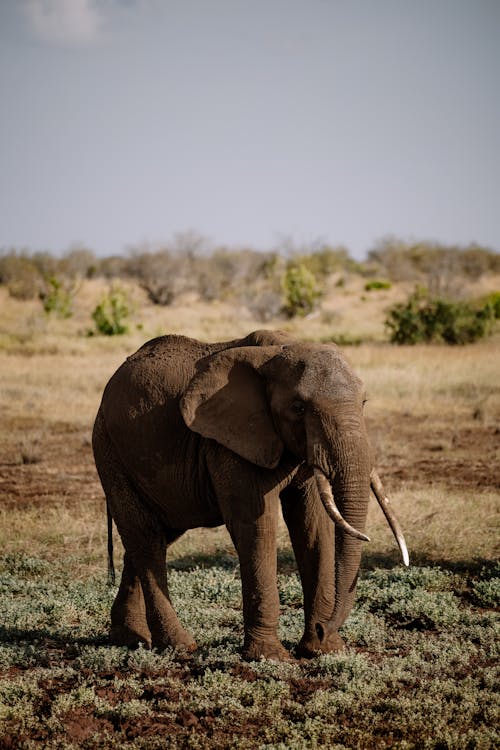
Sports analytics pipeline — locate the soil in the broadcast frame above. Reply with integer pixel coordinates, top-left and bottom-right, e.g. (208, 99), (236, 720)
(367, 412), (500, 491)
(0, 418), (98, 511)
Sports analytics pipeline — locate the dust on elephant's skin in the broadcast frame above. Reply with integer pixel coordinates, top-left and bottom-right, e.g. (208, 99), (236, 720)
(93, 329), (405, 660)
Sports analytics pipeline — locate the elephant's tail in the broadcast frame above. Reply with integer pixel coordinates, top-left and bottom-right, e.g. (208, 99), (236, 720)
(107, 498), (116, 585)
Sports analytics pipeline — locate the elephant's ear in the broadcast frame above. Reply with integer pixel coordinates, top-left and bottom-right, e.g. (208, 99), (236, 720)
(180, 346), (284, 469)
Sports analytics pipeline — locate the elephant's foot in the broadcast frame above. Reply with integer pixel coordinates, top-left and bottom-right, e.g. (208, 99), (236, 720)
(110, 623), (152, 650)
(295, 628), (345, 659)
(242, 637), (292, 662)
(150, 623), (197, 654)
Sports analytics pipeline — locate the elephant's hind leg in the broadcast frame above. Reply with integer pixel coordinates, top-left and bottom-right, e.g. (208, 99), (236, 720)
(110, 552), (151, 648)
(93, 410), (151, 648)
(93, 409), (196, 653)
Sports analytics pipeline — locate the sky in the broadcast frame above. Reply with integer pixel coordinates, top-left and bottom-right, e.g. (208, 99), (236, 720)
(0, 0), (499, 260)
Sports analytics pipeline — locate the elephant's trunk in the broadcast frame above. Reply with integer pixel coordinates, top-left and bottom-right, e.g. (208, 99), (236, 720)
(314, 465), (409, 641)
(307, 408), (409, 641)
(314, 463), (371, 638)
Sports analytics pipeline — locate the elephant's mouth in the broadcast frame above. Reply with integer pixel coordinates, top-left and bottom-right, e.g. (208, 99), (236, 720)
(313, 468), (410, 566)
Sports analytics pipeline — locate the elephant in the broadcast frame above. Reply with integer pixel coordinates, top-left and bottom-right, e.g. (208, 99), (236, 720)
(92, 329), (408, 661)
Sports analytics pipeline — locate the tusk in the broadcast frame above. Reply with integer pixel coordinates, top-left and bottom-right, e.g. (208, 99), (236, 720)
(314, 470), (371, 542)
(370, 469), (410, 566)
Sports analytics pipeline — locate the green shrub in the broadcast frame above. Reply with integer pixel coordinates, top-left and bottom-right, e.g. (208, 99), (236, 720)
(385, 288), (495, 345)
(282, 264), (321, 317)
(472, 578), (500, 608)
(91, 287), (130, 336)
(471, 563), (500, 608)
(40, 276), (73, 318)
(364, 279), (392, 291)
(481, 291), (500, 319)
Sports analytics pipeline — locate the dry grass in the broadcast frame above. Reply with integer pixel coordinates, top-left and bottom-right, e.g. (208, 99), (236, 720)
(352, 342), (500, 419)
(366, 486), (499, 566)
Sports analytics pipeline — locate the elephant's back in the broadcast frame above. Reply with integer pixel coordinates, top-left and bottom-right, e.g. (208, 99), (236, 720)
(100, 335), (209, 428)
(98, 336), (210, 497)
(124, 334), (215, 392)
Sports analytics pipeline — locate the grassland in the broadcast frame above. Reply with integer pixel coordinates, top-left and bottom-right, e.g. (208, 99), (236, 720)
(0, 278), (499, 749)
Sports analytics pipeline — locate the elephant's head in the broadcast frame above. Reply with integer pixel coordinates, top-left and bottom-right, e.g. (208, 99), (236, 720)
(181, 335), (408, 638)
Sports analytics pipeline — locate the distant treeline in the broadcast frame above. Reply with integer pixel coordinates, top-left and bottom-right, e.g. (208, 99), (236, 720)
(1, 237), (498, 316)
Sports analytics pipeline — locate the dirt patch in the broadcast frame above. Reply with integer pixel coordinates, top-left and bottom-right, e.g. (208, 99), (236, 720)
(367, 413), (500, 491)
(62, 709), (114, 742)
(0, 420), (99, 510)
(288, 676), (332, 700)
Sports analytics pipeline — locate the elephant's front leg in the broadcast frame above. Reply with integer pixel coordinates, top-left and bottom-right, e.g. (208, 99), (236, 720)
(281, 480), (344, 657)
(219, 486), (289, 661)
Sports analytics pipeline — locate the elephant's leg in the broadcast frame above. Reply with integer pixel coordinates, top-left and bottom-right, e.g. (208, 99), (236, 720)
(110, 552), (151, 648)
(218, 482), (289, 661)
(281, 480), (344, 657)
(93, 412), (195, 653)
(110, 539), (187, 648)
(109, 496), (196, 652)
(132, 539), (196, 653)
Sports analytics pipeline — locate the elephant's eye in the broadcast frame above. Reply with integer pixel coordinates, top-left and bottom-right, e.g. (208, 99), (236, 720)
(290, 400), (306, 416)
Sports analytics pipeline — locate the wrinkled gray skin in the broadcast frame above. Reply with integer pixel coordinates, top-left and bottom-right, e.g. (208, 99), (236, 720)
(93, 330), (374, 660)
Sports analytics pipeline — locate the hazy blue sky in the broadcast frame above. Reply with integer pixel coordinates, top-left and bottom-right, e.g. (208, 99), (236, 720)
(1, 0), (499, 259)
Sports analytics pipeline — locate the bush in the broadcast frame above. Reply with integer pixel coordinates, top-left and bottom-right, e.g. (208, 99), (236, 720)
(292, 245), (355, 280)
(59, 247), (97, 279)
(282, 264), (321, 317)
(385, 288), (495, 345)
(0, 254), (42, 300)
(481, 291), (500, 319)
(368, 237), (500, 289)
(364, 279), (392, 291)
(91, 287), (130, 336)
(130, 249), (189, 306)
(40, 276), (73, 318)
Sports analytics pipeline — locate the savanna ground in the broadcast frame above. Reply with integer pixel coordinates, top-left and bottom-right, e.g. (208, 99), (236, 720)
(0, 273), (499, 749)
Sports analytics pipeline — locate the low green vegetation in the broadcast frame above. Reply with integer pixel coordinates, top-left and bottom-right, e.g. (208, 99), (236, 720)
(1, 551), (498, 749)
(481, 291), (500, 319)
(364, 279), (392, 291)
(282, 263), (322, 317)
(385, 288), (497, 345)
(91, 287), (131, 336)
(40, 276), (74, 319)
